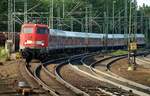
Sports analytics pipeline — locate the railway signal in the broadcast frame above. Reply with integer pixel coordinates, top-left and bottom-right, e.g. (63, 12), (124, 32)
(129, 42), (137, 51)
(127, 0), (137, 71)
(128, 42), (137, 71)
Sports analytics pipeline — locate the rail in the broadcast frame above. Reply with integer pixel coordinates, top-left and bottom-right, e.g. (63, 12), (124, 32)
(25, 62), (59, 96)
(54, 54), (90, 96)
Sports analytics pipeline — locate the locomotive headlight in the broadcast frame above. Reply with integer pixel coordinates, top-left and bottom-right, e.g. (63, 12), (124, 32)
(24, 40), (33, 44)
(41, 43), (44, 46)
(36, 41), (44, 46)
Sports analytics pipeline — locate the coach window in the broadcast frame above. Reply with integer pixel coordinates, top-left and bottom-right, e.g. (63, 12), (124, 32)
(37, 27), (48, 34)
(22, 27), (33, 33)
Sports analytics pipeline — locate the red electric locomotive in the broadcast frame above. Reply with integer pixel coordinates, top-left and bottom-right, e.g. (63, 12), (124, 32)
(20, 23), (49, 58)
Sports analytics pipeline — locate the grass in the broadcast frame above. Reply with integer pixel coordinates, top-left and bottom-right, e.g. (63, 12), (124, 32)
(111, 50), (128, 55)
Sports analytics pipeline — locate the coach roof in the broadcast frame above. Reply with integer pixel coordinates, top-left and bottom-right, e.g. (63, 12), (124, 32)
(49, 29), (144, 39)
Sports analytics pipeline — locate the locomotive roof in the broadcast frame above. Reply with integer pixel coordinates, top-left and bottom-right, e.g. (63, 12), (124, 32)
(50, 29), (144, 39)
(22, 23), (48, 27)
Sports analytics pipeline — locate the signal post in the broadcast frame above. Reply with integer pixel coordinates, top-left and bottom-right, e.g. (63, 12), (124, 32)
(128, 42), (137, 71)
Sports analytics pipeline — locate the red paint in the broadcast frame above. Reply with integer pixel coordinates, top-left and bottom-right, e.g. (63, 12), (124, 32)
(20, 23), (49, 49)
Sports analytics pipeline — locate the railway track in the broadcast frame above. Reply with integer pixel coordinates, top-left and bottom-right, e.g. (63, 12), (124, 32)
(0, 59), (47, 96)
(18, 52), (150, 96)
(19, 53), (91, 96)
(20, 61), (49, 96)
(80, 54), (150, 96)
(136, 55), (150, 68)
(70, 55), (134, 96)
(137, 55), (150, 64)
(34, 58), (78, 96)
(20, 59), (55, 96)
(42, 54), (91, 96)
(0, 80), (17, 96)
(55, 54), (111, 96)
(39, 53), (112, 96)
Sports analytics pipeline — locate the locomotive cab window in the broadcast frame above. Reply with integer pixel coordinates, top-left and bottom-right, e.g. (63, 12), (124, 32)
(37, 27), (48, 34)
(22, 27), (33, 33)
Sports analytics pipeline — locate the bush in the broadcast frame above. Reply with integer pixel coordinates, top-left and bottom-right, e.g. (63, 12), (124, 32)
(0, 47), (7, 59)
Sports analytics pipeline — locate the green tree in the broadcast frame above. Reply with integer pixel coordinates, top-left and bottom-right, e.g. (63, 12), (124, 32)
(0, 0), (7, 31)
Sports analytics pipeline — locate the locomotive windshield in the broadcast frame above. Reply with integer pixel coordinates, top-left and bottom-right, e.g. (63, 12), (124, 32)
(22, 27), (33, 33)
(37, 27), (48, 34)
